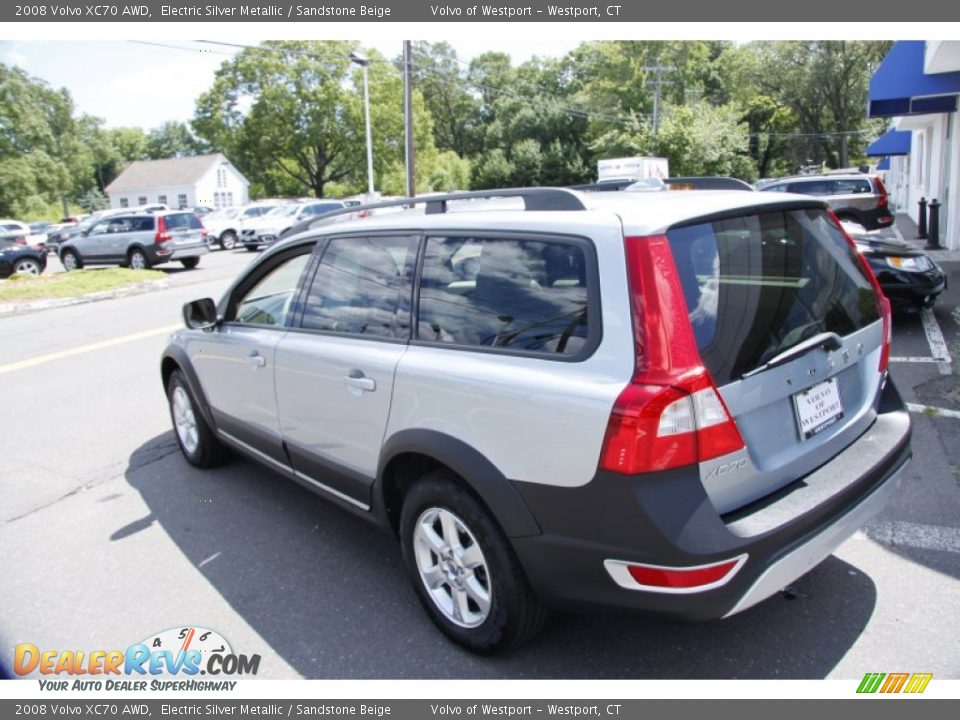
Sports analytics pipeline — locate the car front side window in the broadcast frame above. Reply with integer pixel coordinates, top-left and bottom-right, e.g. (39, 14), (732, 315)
(231, 252), (312, 327)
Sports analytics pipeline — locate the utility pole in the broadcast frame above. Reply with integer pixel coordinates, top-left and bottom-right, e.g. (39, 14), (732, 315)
(403, 40), (416, 200)
(642, 62), (675, 136)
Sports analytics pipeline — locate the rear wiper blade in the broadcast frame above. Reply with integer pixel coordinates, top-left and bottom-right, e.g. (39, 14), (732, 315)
(741, 331), (843, 379)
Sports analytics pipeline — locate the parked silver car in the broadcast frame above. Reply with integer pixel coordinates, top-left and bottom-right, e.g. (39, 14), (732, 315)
(162, 187), (910, 653)
(758, 172), (893, 230)
(60, 211), (209, 271)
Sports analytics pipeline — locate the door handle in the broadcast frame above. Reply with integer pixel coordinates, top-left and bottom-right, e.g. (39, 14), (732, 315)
(248, 351), (266, 368)
(344, 370), (376, 392)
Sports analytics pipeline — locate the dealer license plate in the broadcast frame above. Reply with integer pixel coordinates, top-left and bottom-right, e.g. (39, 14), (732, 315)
(794, 377), (844, 440)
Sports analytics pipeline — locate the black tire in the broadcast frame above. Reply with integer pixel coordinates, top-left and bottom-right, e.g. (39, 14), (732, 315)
(399, 469), (547, 654)
(219, 231), (238, 250)
(245, 245), (259, 252)
(12, 258), (42, 276)
(180, 257), (200, 269)
(128, 247), (151, 270)
(61, 249), (82, 271)
(166, 370), (228, 468)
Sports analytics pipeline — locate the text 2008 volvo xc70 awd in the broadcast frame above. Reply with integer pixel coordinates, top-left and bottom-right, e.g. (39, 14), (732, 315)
(161, 187), (910, 653)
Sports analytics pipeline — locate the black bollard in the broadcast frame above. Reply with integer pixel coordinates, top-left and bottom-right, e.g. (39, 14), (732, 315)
(918, 197), (928, 239)
(927, 199), (941, 250)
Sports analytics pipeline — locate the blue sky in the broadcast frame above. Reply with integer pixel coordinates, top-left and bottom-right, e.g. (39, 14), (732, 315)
(0, 38), (583, 131)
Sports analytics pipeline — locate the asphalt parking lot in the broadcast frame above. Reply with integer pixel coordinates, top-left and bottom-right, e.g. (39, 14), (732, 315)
(1, 239), (958, 680)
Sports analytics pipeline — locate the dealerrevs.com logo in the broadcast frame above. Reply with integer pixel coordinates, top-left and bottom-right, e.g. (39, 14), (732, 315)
(14, 626), (260, 691)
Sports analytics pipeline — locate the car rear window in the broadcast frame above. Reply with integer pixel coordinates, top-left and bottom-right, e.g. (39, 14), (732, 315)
(667, 209), (879, 385)
(163, 213), (202, 230)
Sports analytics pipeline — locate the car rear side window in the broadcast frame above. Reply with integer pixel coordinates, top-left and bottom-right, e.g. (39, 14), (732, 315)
(667, 209), (879, 385)
(164, 213), (202, 230)
(830, 178), (872, 194)
(300, 235), (418, 339)
(417, 236), (591, 356)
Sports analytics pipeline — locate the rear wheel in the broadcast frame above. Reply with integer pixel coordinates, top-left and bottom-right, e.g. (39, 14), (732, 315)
(128, 248), (150, 270)
(399, 470), (547, 654)
(166, 370), (227, 468)
(180, 257), (200, 269)
(13, 258), (42, 276)
(219, 231), (237, 250)
(61, 249), (82, 271)
(245, 245), (258, 252)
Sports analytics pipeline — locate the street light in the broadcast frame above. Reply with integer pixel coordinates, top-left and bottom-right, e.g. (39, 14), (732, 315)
(350, 51), (375, 200)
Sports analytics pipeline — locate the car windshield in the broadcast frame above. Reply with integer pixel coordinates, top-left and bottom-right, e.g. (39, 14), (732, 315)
(266, 205), (300, 218)
(207, 208), (238, 221)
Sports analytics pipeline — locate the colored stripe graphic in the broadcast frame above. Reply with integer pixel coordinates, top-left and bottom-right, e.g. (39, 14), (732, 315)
(857, 672), (932, 694)
(857, 673), (885, 693)
(880, 673), (909, 693)
(904, 674), (933, 694)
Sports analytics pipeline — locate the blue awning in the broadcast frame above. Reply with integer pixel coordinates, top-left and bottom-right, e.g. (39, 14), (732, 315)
(876, 157), (891, 170)
(869, 41), (960, 118)
(866, 129), (911, 157)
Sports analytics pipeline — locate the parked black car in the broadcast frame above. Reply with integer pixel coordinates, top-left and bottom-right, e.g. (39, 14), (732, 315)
(0, 232), (47, 279)
(842, 222), (946, 312)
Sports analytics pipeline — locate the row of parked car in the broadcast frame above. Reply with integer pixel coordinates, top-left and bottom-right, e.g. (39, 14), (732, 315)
(1, 177), (947, 314)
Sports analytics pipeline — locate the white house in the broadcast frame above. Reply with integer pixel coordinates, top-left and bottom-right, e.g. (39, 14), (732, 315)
(105, 153), (249, 211)
(867, 41), (960, 249)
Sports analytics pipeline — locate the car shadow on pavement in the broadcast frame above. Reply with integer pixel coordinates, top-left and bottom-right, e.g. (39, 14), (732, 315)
(124, 433), (878, 680)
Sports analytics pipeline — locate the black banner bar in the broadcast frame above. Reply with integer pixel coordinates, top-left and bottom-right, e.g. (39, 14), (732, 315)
(3, 0), (958, 22)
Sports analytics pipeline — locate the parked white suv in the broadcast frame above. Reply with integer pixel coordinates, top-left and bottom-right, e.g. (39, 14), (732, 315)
(161, 188), (911, 653)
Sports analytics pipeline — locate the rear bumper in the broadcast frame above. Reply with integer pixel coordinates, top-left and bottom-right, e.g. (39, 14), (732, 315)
(150, 244), (209, 263)
(510, 378), (910, 620)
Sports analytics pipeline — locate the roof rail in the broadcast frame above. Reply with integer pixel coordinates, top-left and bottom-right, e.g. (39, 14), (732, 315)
(282, 187), (587, 238)
(663, 177), (755, 191)
(572, 177), (754, 192)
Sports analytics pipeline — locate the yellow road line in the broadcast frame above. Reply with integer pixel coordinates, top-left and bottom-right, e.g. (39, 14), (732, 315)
(0, 323), (182, 376)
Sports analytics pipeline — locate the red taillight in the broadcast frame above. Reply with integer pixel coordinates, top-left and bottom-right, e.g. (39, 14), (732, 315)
(829, 212), (892, 373)
(600, 371), (745, 474)
(599, 236), (745, 474)
(878, 295), (892, 373)
(874, 176), (889, 209)
(155, 216), (171, 244)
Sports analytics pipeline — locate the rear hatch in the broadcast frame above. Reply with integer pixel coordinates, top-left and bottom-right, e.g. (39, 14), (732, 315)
(666, 207), (887, 514)
(162, 212), (205, 248)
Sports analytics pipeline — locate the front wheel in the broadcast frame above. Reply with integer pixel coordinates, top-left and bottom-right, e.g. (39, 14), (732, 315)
(399, 470), (547, 654)
(61, 249), (82, 271)
(167, 370), (228, 468)
(128, 248), (150, 270)
(13, 258), (42, 276)
(219, 231), (237, 250)
(180, 257), (200, 269)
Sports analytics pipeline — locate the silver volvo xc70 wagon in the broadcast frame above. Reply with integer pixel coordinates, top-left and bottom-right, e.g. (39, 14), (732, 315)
(161, 187), (910, 653)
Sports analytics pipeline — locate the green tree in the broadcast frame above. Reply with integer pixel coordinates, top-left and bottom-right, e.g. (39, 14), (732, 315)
(0, 63), (94, 217)
(723, 41), (890, 170)
(411, 42), (481, 156)
(194, 41), (436, 199)
(146, 121), (206, 159)
(655, 104), (753, 179)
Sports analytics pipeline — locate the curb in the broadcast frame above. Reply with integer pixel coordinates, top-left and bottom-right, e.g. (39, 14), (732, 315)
(0, 278), (172, 318)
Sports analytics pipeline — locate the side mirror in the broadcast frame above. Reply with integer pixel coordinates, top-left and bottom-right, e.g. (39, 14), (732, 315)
(183, 298), (220, 331)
